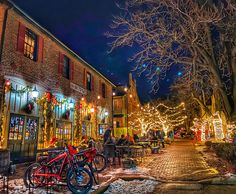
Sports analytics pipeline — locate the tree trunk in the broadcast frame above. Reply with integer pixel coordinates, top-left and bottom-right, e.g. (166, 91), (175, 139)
(192, 94), (212, 116)
(231, 70), (236, 121)
(208, 64), (232, 119)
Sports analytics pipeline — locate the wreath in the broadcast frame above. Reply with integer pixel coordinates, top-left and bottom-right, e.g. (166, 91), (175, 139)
(24, 101), (35, 114)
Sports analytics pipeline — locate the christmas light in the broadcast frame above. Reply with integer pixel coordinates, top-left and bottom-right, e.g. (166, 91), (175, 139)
(90, 107), (95, 113)
(129, 102), (187, 135)
(213, 112), (224, 140)
(5, 79), (10, 86)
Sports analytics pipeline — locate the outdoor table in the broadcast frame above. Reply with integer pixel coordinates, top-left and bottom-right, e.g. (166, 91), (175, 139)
(116, 145), (130, 158)
(136, 141), (150, 148)
(129, 145), (144, 161)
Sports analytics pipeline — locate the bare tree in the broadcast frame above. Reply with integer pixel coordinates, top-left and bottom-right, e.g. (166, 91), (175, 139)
(129, 102), (187, 134)
(107, 0), (236, 121)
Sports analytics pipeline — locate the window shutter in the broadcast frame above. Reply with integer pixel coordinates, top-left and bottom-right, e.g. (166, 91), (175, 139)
(38, 36), (44, 63)
(99, 80), (102, 96)
(17, 22), (26, 53)
(83, 68), (86, 88)
(70, 60), (74, 81)
(104, 84), (107, 98)
(58, 52), (64, 75)
(91, 75), (94, 91)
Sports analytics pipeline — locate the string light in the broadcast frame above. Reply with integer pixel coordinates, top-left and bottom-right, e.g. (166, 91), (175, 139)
(129, 102), (187, 135)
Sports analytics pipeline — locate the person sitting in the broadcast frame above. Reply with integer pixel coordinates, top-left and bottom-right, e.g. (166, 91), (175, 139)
(116, 134), (127, 145)
(133, 134), (139, 142)
(125, 133), (135, 145)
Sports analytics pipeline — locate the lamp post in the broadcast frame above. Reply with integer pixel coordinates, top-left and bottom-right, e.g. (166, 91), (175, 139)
(124, 87), (129, 134)
(112, 91), (115, 135)
(31, 86), (39, 100)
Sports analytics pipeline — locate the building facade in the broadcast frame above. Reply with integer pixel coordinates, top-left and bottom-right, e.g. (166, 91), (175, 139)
(0, 1), (115, 163)
(113, 73), (141, 137)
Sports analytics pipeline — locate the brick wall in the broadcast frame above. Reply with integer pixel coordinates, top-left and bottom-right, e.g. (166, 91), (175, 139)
(0, 7), (113, 118)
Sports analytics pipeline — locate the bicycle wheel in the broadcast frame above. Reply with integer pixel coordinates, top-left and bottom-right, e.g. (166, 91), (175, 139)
(92, 153), (107, 173)
(66, 167), (93, 194)
(24, 163), (43, 188)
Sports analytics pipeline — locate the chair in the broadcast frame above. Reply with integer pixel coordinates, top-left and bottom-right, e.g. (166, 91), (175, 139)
(104, 144), (121, 165)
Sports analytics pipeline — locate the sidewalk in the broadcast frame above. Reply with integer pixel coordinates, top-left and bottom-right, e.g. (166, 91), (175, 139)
(140, 139), (219, 181)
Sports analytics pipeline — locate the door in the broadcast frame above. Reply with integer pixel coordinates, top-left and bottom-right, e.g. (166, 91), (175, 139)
(56, 120), (72, 148)
(8, 114), (39, 163)
(23, 116), (39, 161)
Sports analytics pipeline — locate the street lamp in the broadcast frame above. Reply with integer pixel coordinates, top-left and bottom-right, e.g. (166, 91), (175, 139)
(31, 86), (39, 99)
(69, 99), (74, 109)
(90, 107), (95, 113)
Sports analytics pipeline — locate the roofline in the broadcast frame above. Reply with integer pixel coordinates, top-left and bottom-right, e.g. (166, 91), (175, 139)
(7, 0), (116, 87)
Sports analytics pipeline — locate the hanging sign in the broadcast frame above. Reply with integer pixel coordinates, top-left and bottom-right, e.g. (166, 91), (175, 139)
(70, 83), (87, 95)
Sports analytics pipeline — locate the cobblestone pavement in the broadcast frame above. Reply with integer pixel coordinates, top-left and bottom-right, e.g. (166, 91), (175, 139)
(2, 139), (236, 194)
(141, 139), (219, 181)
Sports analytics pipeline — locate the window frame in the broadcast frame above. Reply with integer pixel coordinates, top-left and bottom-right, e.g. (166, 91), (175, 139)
(62, 55), (70, 79)
(86, 72), (92, 91)
(23, 28), (38, 61)
(102, 83), (106, 98)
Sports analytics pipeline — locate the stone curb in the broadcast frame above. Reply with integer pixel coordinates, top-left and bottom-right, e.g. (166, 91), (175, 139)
(198, 176), (236, 185)
(161, 183), (203, 190)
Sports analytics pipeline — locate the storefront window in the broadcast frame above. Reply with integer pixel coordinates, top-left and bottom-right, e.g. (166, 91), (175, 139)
(9, 114), (24, 140)
(25, 117), (38, 140)
(82, 121), (92, 137)
(56, 121), (72, 147)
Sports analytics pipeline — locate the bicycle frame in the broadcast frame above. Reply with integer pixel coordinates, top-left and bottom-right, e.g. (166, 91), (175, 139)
(75, 148), (99, 184)
(32, 150), (73, 185)
(31, 146), (100, 186)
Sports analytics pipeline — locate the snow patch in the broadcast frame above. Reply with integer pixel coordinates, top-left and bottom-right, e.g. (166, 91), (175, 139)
(104, 178), (158, 194)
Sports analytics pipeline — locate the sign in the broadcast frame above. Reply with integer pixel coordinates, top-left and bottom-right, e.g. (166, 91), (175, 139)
(70, 83), (87, 95)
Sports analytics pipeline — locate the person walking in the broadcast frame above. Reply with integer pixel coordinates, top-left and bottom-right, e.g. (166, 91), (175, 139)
(103, 126), (112, 144)
(159, 129), (165, 148)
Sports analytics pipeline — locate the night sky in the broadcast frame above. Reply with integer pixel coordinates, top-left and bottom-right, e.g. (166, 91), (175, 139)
(12, 0), (178, 102)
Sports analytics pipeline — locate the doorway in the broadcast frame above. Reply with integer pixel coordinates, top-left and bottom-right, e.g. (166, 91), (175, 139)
(8, 113), (39, 163)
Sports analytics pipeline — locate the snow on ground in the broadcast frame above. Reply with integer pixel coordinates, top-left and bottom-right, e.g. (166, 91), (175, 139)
(1, 166), (155, 194)
(104, 178), (158, 194)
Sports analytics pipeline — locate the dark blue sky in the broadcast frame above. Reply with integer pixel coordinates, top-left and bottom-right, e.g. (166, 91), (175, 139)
(12, 0), (177, 102)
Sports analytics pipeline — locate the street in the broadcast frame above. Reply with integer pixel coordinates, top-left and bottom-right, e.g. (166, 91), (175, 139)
(2, 139), (236, 194)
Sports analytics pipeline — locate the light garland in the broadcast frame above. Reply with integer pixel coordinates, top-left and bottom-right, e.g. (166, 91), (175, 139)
(213, 112), (224, 140)
(129, 102), (187, 135)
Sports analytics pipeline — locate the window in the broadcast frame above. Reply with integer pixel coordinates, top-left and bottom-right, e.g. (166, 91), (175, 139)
(116, 121), (120, 128)
(114, 99), (122, 113)
(86, 72), (92, 91)
(63, 55), (70, 79)
(24, 28), (37, 61)
(102, 83), (106, 98)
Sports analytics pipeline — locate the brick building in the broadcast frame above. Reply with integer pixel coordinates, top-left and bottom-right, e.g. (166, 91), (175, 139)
(113, 73), (141, 137)
(0, 0), (115, 163)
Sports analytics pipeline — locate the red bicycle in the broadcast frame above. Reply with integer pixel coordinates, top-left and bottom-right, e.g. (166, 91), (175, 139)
(36, 138), (107, 173)
(24, 144), (93, 194)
